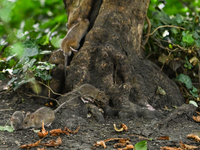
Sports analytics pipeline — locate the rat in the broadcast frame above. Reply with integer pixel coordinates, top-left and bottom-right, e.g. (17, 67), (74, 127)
(22, 101), (67, 129)
(62, 84), (109, 106)
(61, 18), (90, 78)
(10, 111), (24, 130)
(65, 0), (93, 29)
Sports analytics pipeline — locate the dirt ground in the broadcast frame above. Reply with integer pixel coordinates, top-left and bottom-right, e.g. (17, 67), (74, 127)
(0, 79), (200, 150)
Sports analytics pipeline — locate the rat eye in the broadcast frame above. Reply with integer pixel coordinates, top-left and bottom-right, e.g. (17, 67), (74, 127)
(24, 121), (28, 125)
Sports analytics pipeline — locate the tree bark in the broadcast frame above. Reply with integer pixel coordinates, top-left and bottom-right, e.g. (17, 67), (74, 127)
(59, 0), (184, 120)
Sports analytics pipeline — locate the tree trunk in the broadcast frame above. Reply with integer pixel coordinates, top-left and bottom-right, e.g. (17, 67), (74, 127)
(58, 0), (184, 121)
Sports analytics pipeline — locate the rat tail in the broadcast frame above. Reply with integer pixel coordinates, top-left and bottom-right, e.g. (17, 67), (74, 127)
(54, 95), (81, 113)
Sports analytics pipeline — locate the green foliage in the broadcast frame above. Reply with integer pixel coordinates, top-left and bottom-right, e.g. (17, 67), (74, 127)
(0, 0), (67, 90)
(135, 140), (147, 150)
(0, 125), (14, 132)
(145, 0), (200, 101)
(6, 40), (55, 90)
(176, 74), (193, 89)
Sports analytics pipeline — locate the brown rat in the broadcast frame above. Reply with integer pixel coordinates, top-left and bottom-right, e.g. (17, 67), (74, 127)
(10, 111), (24, 130)
(63, 84), (109, 106)
(61, 18), (90, 78)
(22, 102), (67, 129)
(65, 0), (93, 29)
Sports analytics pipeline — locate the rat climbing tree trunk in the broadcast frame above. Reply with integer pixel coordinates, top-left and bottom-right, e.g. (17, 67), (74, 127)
(62, 0), (184, 118)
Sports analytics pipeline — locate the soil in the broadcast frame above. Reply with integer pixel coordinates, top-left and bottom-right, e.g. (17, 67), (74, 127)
(0, 79), (200, 150)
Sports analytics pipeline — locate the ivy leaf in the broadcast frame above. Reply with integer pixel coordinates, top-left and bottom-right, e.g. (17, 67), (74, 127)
(135, 140), (147, 150)
(34, 70), (52, 81)
(51, 36), (62, 48)
(182, 31), (194, 44)
(175, 73), (193, 89)
(23, 47), (38, 57)
(176, 14), (183, 23)
(189, 86), (199, 98)
(195, 40), (200, 47)
(24, 18), (35, 31)
(22, 58), (36, 72)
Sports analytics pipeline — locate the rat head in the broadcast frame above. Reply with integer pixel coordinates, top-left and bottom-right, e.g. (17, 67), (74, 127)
(22, 112), (35, 129)
(96, 91), (109, 106)
(10, 118), (22, 130)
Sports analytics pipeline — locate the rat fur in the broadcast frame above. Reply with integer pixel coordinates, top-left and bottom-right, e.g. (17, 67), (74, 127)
(10, 111), (24, 130)
(22, 102), (67, 129)
(61, 18), (90, 78)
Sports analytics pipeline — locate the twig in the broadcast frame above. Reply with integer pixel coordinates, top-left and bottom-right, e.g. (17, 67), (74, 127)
(128, 134), (151, 141)
(37, 81), (62, 96)
(19, 91), (60, 105)
(142, 15), (151, 46)
(146, 25), (185, 37)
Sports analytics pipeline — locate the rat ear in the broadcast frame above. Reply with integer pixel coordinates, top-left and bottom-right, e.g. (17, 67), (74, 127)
(10, 117), (13, 121)
(25, 111), (31, 117)
(98, 92), (102, 97)
(30, 114), (35, 120)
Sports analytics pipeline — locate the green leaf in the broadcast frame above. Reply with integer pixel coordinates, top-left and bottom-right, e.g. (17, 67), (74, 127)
(13, 77), (35, 91)
(40, 50), (52, 55)
(10, 42), (24, 58)
(34, 70), (52, 81)
(37, 61), (56, 70)
(189, 86), (199, 98)
(135, 140), (147, 150)
(189, 100), (198, 107)
(24, 18), (35, 31)
(184, 56), (193, 69)
(176, 14), (183, 24)
(0, 126), (14, 132)
(182, 31), (194, 44)
(0, 73), (6, 80)
(0, 0), (14, 23)
(7, 77), (18, 86)
(51, 36), (62, 48)
(22, 58), (36, 72)
(175, 74), (193, 89)
(195, 40), (200, 47)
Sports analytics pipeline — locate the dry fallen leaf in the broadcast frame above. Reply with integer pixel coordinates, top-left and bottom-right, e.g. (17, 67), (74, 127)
(63, 126), (80, 134)
(196, 111), (200, 115)
(113, 142), (127, 148)
(114, 138), (131, 148)
(20, 139), (41, 149)
(157, 136), (170, 140)
(40, 137), (62, 147)
(94, 137), (131, 149)
(94, 140), (106, 149)
(187, 134), (200, 142)
(118, 138), (130, 143)
(37, 147), (47, 150)
(120, 123), (128, 132)
(50, 129), (64, 136)
(117, 144), (134, 150)
(114, 124), (124, 132)
(193, 115), (200, 122)
(38, 122), (48, 138)
(160, 146), (182, 150)
(180, 141), (198, 149)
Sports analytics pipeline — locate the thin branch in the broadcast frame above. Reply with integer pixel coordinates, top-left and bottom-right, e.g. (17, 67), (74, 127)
(37, 81), (62, 96)
(19, 91), (60, 105)
(146, 25), (185, 37)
